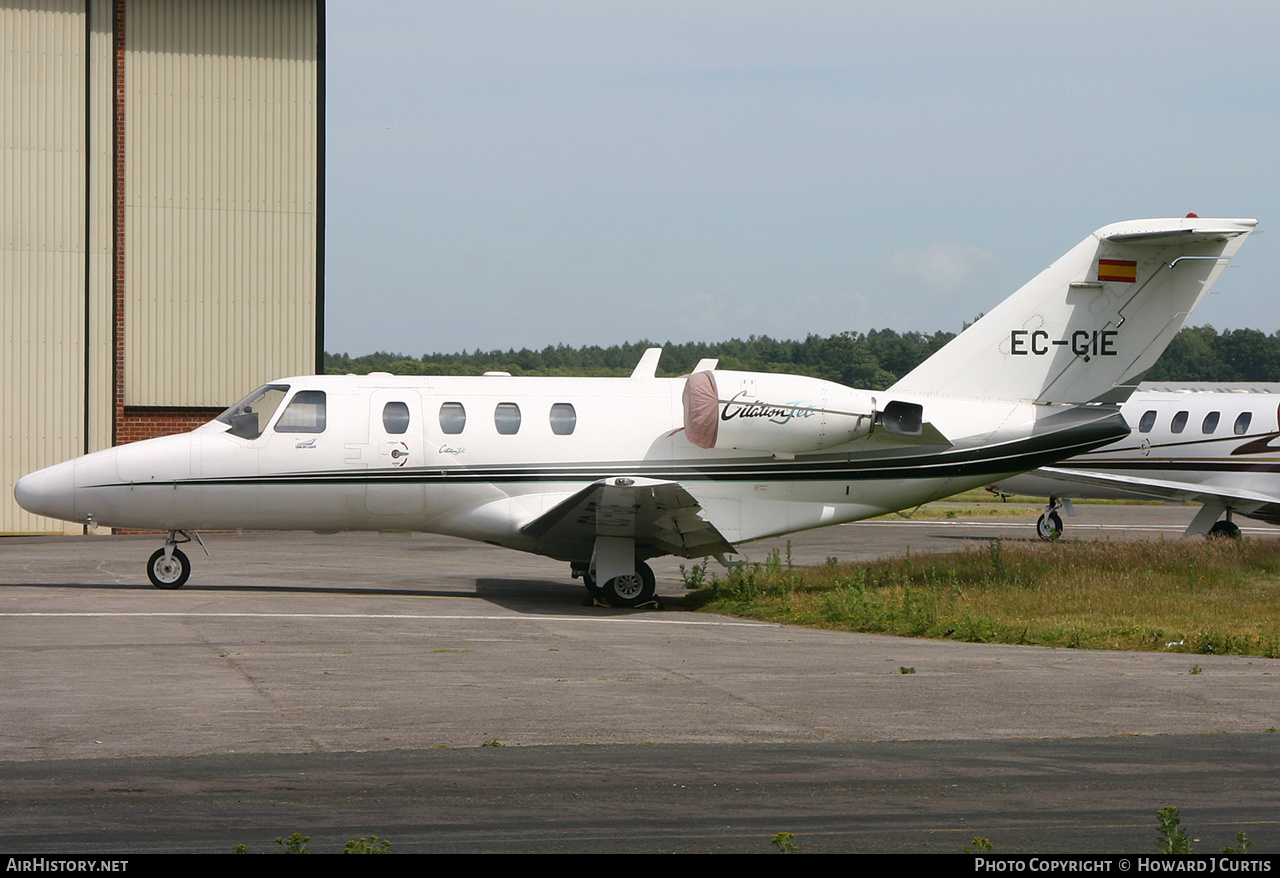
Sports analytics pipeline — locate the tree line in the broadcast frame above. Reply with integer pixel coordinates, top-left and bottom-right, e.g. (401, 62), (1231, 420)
(324, 325), (1280, 389)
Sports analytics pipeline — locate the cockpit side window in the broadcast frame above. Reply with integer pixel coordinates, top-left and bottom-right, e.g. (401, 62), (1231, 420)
(1202, 411), (1220, 434)
(275, 390), (327, 433)
(1170, 411), (1188, 434)
(1138, 410), (1157, 433)
(1234, 412), (1253, 435)
(216, 384), (289, 440)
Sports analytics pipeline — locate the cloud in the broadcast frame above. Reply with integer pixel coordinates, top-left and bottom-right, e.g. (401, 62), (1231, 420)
(875, 243), (1000, 299)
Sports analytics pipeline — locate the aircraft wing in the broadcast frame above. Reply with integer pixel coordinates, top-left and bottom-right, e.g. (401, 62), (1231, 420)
(1035, 466), (1279, 512)
(520, 477), (737, 561)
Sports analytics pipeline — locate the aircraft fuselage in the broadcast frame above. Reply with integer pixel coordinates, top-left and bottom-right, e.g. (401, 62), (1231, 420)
(18, 371), (1125, 559)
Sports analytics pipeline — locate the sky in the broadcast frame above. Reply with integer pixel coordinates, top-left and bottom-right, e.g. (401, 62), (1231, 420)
(324, 1), (1280, 358)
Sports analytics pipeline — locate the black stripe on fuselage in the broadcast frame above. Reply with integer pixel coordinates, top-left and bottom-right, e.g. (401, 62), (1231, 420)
(86, 409), (1128, 491)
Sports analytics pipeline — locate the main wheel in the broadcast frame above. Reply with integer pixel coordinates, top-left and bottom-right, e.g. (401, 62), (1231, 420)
(599, 559), (656, 608)
(1207, 519), (1241, 540)
(1036, 510), (1063, 541)
(147, 547), (191, 589)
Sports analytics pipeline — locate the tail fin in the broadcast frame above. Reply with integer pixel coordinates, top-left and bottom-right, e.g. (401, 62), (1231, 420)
(889, 217), (1257, 404)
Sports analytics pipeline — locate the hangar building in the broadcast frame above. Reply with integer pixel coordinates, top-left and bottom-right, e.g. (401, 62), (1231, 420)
(1, 0), (324, 533)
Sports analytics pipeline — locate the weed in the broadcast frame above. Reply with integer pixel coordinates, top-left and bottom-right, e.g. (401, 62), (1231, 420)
(232, 844), (248, 854)
(482, 738), (504, 747)
(276, 832), (309, 854)
(344, 836), (391, 854)
(1189, 665), (1203, 675)
(826, 556), (839, 567)
(965, 836), (994, 854)
(899, 666), (916, 674)
(987, 538), (1004, 572)
(771, 832), (797, 854)
(1155, 807), (1192, 854)
(679, 559), (709, 590)
(764, 547), (782, 577)
(1222, 832), (1253, 855)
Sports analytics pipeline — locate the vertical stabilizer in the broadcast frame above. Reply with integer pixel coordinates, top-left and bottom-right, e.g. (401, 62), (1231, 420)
(889, 217), (1256, 404)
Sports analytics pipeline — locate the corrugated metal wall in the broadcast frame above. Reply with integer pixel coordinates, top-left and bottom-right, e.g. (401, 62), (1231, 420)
(0, 0), (104, 534)
(124, 0), (318, 407)
(1, 0), (320, 533)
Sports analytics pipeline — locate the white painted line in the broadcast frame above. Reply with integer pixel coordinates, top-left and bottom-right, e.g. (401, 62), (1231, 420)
(0, 611), (773, 627)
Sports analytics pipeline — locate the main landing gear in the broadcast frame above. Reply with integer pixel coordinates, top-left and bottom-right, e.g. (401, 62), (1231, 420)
(1207, 515), (1242, 541)
(572, 558), (658, 608)
(146, 531), (207, 589)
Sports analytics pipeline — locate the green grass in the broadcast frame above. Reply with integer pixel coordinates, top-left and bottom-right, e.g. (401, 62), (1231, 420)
(684, 538), (1280, 656)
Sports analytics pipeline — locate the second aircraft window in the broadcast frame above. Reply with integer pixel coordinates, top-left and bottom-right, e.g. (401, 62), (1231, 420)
(1202, 412), (1220, 434)
(1170, 411), (1188, 434)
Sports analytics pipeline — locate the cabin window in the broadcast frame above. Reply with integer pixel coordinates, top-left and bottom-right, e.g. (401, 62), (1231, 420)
(1170, 411), (1188, 434)
(1234, 412), (1252, 434)
(549, 402), (577, 435)
(1201, 412), (1220, 434)
(275, 390), (327, 433)
(217, 384), (289, 440)
(439, 402), (466, 435)
(382, 401), (410, 435)
(1138, 410), (1157, 433)
(495, 402), (522, 435)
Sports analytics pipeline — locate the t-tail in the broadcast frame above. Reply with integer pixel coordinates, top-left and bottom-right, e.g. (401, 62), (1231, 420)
(890, 217), (1257, 405)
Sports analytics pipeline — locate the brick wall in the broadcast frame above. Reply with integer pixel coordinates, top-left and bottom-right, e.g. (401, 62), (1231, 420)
(116, 407), (224, 445)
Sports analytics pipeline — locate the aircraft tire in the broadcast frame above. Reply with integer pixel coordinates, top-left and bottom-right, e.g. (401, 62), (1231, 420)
(1036, 511), (1063, 541)
(147, 547), (191, 589)
(600, 559), (656, 608)
(1207, 520), (1242, 541)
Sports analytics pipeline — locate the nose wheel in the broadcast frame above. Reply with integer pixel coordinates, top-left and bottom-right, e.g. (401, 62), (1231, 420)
(145, 530), (206, 589)
(147, 547), (191, 589)
(1036, 510), (1063, 541)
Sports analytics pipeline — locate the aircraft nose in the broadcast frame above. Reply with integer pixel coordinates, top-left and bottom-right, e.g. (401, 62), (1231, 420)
(14, 461), (77, 523)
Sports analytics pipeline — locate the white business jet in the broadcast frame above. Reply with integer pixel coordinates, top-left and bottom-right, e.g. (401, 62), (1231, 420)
(989, 383), (1280, 540)
(15, 216), (1256, 605)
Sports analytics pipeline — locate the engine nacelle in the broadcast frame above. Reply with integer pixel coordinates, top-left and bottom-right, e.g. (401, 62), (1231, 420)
(683, 370), (885, 453)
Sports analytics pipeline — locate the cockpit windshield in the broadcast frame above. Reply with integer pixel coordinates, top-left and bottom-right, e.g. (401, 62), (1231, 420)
(216, 384), (289, 440)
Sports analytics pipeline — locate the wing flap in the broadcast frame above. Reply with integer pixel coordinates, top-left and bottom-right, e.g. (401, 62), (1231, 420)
(520, 477), (736, 561)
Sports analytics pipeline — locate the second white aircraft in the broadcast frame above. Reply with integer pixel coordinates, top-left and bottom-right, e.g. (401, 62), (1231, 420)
(990, 383), (1280, 540)
(15, 216), (1257, 605)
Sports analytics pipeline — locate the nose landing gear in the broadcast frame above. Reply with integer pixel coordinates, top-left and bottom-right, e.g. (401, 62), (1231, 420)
(146, 531), (207, 589)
